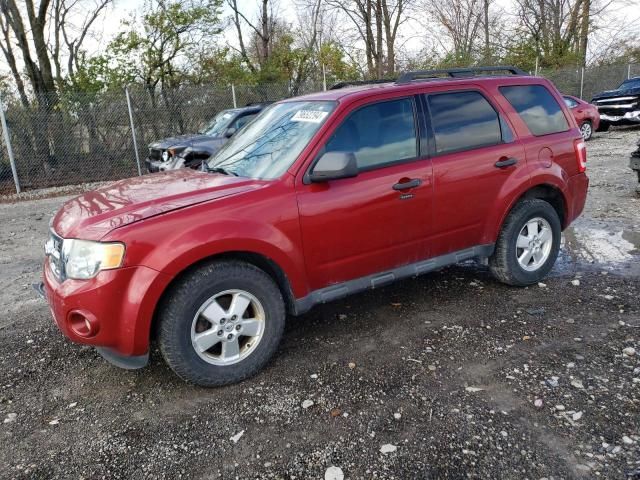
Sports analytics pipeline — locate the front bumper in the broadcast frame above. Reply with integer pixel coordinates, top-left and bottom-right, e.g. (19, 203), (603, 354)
(145, 158), (166, 173)
(40, 260), (172, 367)
(600, 110), (640, 124)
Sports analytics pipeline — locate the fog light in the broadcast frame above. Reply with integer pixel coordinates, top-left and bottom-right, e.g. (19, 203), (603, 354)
(68, 310), (99, 337)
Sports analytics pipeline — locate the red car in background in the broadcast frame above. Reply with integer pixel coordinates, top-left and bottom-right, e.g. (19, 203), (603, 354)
(563, 95), (600, 141)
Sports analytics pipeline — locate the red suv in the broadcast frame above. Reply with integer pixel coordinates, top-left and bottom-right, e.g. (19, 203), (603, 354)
(39, 67), (589, 386)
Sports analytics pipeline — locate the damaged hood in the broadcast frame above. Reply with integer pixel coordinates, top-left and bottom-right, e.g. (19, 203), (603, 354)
(52, 169), (264, 240)
(592, 86), (640, 101)
(149, 133), (215, 151)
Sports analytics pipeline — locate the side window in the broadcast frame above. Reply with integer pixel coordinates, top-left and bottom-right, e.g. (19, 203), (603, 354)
(563, 96), (578, 108)
(325, 98), (417, 170)
(233, 113), (257, 130)
(427, 91), (502, 155)
(500, 85), (569, 136)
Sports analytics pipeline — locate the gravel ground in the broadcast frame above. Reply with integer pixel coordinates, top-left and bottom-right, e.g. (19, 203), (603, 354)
(0, 128), (639, 479)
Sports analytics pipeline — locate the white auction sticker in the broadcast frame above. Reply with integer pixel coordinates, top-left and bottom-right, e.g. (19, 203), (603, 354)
(291, 110), (329, 123)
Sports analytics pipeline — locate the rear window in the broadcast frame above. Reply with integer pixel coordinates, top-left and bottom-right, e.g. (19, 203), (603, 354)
(500, 85), (569, 136)
(427, 91), (503, 155)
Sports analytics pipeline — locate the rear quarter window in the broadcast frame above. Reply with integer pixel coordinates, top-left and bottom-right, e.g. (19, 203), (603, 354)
(500, 85), (569, 136)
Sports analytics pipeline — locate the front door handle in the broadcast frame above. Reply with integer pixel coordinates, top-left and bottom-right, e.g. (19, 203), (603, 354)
(393, 178), (422, 190)
(495, 157), (518, 168)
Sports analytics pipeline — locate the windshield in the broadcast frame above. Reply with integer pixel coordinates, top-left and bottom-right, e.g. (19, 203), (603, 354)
(618, 78), (640, 90)
(206, 100), (336, 179)
(201, 110), (237, 136)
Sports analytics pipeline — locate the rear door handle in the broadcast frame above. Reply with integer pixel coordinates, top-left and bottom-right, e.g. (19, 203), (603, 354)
(393, 178), (422, 190)
(495, 157), (518, 168)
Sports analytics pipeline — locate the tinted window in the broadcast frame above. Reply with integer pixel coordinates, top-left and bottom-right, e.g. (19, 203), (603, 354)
(325, 98), (417, 170)
(427, 91), (502, 155)
(563, 96), (578, 108)
(500, 85), (569, 136)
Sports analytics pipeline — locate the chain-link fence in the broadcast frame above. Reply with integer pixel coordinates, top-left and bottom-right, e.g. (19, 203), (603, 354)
(1, 65), (638, 194)
(0, 81), (321, 194)
(539, 63), (640, 101)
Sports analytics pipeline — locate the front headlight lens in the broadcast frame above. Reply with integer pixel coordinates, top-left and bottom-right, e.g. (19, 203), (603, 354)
(62, 239), (125, 280)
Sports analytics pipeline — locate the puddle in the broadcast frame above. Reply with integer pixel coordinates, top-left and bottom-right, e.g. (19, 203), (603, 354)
(558, 224), (640, 277)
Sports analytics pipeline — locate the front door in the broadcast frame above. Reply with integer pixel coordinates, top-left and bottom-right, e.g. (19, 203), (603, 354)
(295, 96), (433, 291)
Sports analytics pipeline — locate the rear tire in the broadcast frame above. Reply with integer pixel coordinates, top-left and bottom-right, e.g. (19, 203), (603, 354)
(595, 121), (610, 132)
(158, 261), (285, 387)
(489, 199), (561, 286)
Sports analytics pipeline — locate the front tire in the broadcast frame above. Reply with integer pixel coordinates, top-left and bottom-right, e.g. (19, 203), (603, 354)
(580, 121), (593, 141)
(595, 121), (610, 132)
(489, 199), (561, 286)
(158, 261), (285, 387)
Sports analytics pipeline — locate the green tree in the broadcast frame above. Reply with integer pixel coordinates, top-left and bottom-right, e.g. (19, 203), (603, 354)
(102, 0), (223, 93)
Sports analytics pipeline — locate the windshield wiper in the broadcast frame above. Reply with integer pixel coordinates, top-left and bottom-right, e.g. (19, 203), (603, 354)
(203, 165), (238, 176)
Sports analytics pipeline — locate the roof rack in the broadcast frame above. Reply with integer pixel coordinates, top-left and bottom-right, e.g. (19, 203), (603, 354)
(329, 79), (395, 90)
(396, 66), (527, 84)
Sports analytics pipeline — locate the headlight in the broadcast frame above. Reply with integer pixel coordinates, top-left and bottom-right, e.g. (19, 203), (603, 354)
(162, 150), (170, 161)
(62, 239), (125, 280)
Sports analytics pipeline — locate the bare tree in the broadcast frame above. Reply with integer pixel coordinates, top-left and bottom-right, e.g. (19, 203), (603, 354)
(227, 0), (279, 71)
(424, 0), (484, 62)
(325, 0), (384, 78)
(514, 0), (609, 65)
(51, 0), (112, 80)
(0, 0), (113, 104)
(381, 0), (413, 74)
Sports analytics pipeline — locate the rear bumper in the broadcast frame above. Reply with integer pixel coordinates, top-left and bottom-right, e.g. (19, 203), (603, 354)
(41, 261), (172, 361)
(566, 173), (589, 225)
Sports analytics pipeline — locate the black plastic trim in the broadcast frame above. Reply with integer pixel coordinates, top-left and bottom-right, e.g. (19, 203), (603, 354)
(96, 347), (149, 370)
(33, 282), (46, 300)
(293, 244), (495, 315)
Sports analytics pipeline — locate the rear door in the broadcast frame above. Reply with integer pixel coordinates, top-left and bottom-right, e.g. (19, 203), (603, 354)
(295, 96), (433, 291)
(421, 87), (527, 256)
(499, 84), (578, 177)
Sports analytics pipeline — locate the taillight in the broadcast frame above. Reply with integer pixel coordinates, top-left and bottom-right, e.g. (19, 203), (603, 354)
(574, 138), (587, 173)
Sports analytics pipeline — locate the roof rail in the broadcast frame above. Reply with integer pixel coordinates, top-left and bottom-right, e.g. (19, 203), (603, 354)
(329, 79), (395, 90)
(396, 66), (527, 84)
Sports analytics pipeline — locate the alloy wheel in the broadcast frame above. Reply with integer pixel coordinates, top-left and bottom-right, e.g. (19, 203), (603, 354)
(190, 289), (265, 366)
(516, 217), (553, 271)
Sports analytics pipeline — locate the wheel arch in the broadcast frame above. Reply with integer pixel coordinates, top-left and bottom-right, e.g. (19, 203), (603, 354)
(149, 250), (299, 342)
(488, 182), (568, 244)
(519, 184), (567, 228)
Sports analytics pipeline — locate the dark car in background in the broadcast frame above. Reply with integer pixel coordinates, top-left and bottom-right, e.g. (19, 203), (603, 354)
(145, 103), (269, 172)
(563, 95), (600, 141)
(591, 77), (640, 131)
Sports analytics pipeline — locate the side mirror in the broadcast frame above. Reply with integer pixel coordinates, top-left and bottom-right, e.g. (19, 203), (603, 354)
(309, 151), (358, 182)
(224, 127), (237, 138)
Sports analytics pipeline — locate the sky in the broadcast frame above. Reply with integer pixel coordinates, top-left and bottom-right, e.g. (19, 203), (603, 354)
(2, 0), (640, 82)
(89, 0), (640, 65)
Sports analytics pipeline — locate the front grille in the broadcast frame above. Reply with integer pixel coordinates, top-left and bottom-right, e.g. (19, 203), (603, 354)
(45, 230), (65, 281)
(149, 148), (162, 160)
(594, 96), (639, 115)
